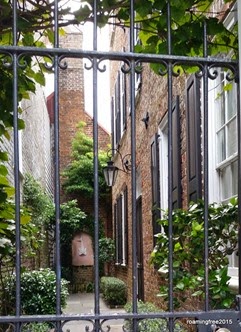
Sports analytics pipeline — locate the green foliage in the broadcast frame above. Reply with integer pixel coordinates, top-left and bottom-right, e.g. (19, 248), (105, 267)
(4, 268), (69, 315)
(22, 322), (51, 332)
(62, 122), (110, 198)
(0, 174), (48, 315)
(23, 174), (54, 226)
(50, 199), (87, 273)
(49, 199), (105, 277)
(124, 301), (186, 332)
(151, 199), (238, 309)
(56, 199), (87, 245)
(99, 237), (115, 265)
(73, 0), (238, 63)
(100, 276), (127, 306)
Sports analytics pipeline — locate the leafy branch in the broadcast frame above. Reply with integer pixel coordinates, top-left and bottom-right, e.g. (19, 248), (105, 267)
(151, 198), (238, 309)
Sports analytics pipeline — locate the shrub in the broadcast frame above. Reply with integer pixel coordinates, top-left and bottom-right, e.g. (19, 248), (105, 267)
(4, 268), (69, 315)
(151, 199), (238, 309)
(99, 238), (115, 265)
(124, 301), (186, 332)
(100, 276), (127, 306)
(21, 322), (51, 332)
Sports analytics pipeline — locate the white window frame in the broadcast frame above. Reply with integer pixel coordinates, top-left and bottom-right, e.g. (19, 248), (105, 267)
(158, 116), (168, 216)
(208, 70), (238, 286)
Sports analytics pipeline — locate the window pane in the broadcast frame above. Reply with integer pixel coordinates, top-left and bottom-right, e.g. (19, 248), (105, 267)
(220, 164), (232, 201)
(220, 160), (238, 201)
(232, 159), (238, 197)
(217, 128), (225, 163)
(227, 117), (237, 158)
(226, 84), (236, 121)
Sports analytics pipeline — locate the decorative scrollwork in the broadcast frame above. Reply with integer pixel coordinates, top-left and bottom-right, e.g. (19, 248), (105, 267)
(122, 323), (129, 331)
(121, 59), (131, 74)
(97, 57), (108, 73)
(0, 52), (13, 68)
(100, 319), (111, 332)
(134, 59), (142, 74)
(61, 318), (94, 332)
(84, 56), (94, 70)
(157, 61), (168, 76)
(43, 55), (55, 71)
(17, 54), (29, 69)
(207, 65), (219, 80)
(58, 55), (68, 70)
(172, 61), (204, 78)
(207, 63), (238, 82)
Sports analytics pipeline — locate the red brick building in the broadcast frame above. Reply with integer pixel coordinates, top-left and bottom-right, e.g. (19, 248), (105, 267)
(109, 1), (238, 308)
(47, 31), (111, 217)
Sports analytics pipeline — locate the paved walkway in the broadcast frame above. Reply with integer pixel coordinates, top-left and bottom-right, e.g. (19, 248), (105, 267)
(62, 293), (126, 332)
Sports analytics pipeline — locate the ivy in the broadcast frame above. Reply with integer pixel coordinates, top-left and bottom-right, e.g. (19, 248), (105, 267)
(151, 199), (238, 309)
(23, 174), (54, 227)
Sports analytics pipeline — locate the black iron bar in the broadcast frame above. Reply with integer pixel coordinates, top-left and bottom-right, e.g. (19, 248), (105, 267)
(167, 1), (174, 331)
(0, 45), (238, 68)
(93, 1), (101, 330)
(203, 20), (210, 312)
(13, 0), (21, 330)
(130, 1), (138, 332)
(53, 0), (62, 321)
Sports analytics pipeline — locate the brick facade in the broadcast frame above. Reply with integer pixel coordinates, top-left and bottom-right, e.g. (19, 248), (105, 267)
(55, 31), (112, 285)
(109, 24), (191, 306)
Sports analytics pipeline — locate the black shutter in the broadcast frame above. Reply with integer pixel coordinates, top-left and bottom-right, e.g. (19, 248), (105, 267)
(117, 194), (123, 264)
(111, 96), (115, 151)
(115, 73), (121, 146)
(114, 203), (118, 264)
(186, 75), (202, 202)
(151, 134), (161, 239)
(123, 186), (128, 265)
(121, 69), (127, 131)
(172, 96), (182, 209)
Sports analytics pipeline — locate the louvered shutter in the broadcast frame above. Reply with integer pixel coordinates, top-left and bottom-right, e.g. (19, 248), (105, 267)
(151, 134), (161, 239)
(186, 75), (202, 202)
(172, 96), (182, 208)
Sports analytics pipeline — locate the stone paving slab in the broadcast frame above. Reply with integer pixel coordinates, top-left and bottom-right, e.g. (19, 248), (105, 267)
(62, 293), (125, 332)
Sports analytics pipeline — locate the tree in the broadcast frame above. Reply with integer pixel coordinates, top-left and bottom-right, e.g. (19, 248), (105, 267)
(62, 122), (110, 198)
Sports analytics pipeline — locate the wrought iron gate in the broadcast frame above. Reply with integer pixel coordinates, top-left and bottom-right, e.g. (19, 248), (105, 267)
(0, 0), (241, 331)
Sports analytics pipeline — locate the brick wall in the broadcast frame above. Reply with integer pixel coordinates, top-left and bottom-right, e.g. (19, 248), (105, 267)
(58, 31), (110, 173)
(109, 24), (190, 307)
(58, 31), (112, 265)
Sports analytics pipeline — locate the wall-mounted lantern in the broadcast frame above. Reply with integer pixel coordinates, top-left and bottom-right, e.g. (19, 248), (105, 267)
(103, 149), (131, 187)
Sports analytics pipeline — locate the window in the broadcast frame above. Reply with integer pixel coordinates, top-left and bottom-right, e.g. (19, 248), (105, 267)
(216, 72), (238, 202)
(208, 69), (238, 284)
(112, 66), (127, 149)
(158, 118), (168, 215)
(151, 97), (181, 242)
(114, 187), (128, 266)
(208, 70), (238, 203)
(151, 133), (161, 239)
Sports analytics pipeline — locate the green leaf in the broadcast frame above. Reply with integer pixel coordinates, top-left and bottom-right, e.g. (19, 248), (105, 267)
(0, 152), (8, 161)
(33, 72), (46, 86)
